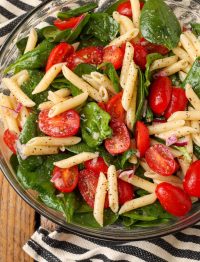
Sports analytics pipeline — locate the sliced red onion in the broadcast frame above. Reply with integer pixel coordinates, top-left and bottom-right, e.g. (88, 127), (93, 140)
(153, 71), (167, 79)
(166, 135), (178, 146)
(50, 171), (61, 183)
(174, 137), (188, 147)
(1, 105), (18, 118)
(16, 140), (27, 160)
(119, 169), (134, 180)
(15, 103), (23, 113)
(53, 178), (65, 188)
(152, 119), (166, 125)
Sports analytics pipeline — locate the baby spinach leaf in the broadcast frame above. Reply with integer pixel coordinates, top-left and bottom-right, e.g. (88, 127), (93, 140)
(144, 104), (154, 123)
(134, 69), (145, 125)
(57, 3), (97, 20)
(140, 0), (181, 50)
(118, 149), (136, 169)
(10, 154), (19, 173)
(182, 57), (200, 98)
(19, 113), (38, 144)
(79, 37), (106, 49)
(74, 63), (98, 76)
(132, 218), (171, 228)
(42, 26), (71, 42)
(191, 23), (200, 37)
(4, 40), (55, 74)
(170, 73), (181, 87)
(121, 217), (136, 228)
(105, 0), (126, 15)
(84, 13), (119, 44)
(51, 77), (82, 96)
(101, 62), (121, 93)
(66, 141), (96, 154)
(193, 143), (200, 159)
(81, 102), (112, 147)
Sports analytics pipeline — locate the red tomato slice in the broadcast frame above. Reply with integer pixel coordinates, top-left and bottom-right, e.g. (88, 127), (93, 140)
(105, 121), (131, 155)
(118, 179), (134, 205)
(46, 42), (74, 71)
(164, 87), (188, 119)
(84, 157), (108, 175)
(67, 46), (103, 70)
(98, 102), (107, 111)
(52, 166), (79, 193)
(38, 109), (80, 138)
(145, 144), (176, 176)
(132, 43), (148, 71)
(117, 1), (144, 17)
(54, 15), (84, 30)
(103, 45), (124, 70)
(183, 160), (200, 197)
(78, 169), (109, 208)
(148, 76), (172, 115)
(106, 92), (125, 122)
(3, 129), (18, 154)
(156, 182), (192, 217)
(135, 121), (150, 158)
(139, 38), (169, 55)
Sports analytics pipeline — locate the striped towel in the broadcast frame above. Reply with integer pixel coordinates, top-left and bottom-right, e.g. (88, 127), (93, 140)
(0, 1), (200, 261)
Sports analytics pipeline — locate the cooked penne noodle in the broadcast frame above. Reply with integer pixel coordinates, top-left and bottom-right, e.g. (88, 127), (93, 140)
(150, 139), (184, 157)
(11, 70), (29, 86)
(184, 30), (200, 56)
(38, 101), (54, 110)
(107, 165), (119, 213)
(54, 152), (99, 168)
(156, 126), (198, 140)
(72, 42), (80, 51)
(185, 84), (200, 110)
(113, 11), (135, 35)
(48, 91), (66, 104)
(130, 0), (140, 28)
(120, 42), (134, 89)
(189, 109), (200, 146)
(180, 33), (197, 62)
(139, 159), (151, 172)
(168, 111), (200, 121)
(144, 171), (182, 184)
(153, 179), (183, 188)
(178, 71), (187, 82)
(19, 106), (29, 127)
(54, 88), (71, 97)
(172, 47), (193, 64)
(24, 28), (38, 53)
(93, 172), (108, 227)
(129, 154), (137, 164)
(27, 136), (81, 147)
(99, 86), (109, 102)
(82, 74), (100, 90)
(107, 29), (139, 47)
(192, 134), (200, 147)
(178, 157), (191, 175)
(122, 61), (137, 111)
(182, 64), (191, 73)
(158, 59), (188, 76)
(22, 145), (59, 156)
(150, 56), (178, 72)
(62, 65), (102, 102)
(120, 174), (156, 193)
(119, 193), (157, 214)
(185, 135), (193, 155)
(0, 106), (8, 129)
(2, 78), (35, 107)
(32, 63), (64, 94)
(148, 120), (185, 135)
(48, 92), (88, 117)
(90, 72), (117, 94)
(9, 93), (18, 109)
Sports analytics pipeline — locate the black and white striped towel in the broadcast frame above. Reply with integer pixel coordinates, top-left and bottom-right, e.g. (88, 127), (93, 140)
(1, 1), (200, 261)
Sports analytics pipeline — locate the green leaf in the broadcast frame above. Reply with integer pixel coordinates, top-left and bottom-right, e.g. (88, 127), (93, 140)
(134, 69), (145, 126)
(140, 0), (181, 50)
(84, 13), (119, 44)
(182, 57), (200, 98)
(10, 154), (19, 173)
(74, 63), (98, 76)
(101, 62), (121, 93)
(170, 73), (181, 87)
(191, 23), (200, 37)
(81, 102), (112, 147)
(118, 149), (136, 169)
(79, 37), (106, 49)
(144, 104), (154, 123)
(51, 77), (82, 96)
(19, 113), (38, 144)
(66, 141), (96, 154)
(4, 40), (55, 74)
(41, 26), (71, 42)
(17, 155), (44, 172)
(194, 143), (200, 159)
(173, 146), (192, 162)
(57, 3), (97, 20)
(105, 0), (126, 15)
(132, 218), (171, 228)
(121, 217), (136, 228)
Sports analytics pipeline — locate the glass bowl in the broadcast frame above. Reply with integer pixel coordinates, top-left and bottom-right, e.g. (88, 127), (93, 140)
(0, 0), (200, 241)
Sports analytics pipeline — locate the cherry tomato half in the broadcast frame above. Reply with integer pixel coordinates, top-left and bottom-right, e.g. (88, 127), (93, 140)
(156, 182), (192, 217)
(105, 121), (131, 155)
(84, 157), (108, 175)
(98, 102), (107, 111)
(103, 45), (124, 70)
(145, 144), (176, 176)
(38, 109), (80, 137)
(164, 87), (188, 119)
(135, 121), (150, 158)
(46, 42), (74, 71)
(118, 179), (134, 205)
(78, 169), (109, 208)
(67, 46), (103, 70)
(3, 129), (18, 154)
(132, 43), (148, 71)
(148, 76), (172, 115)
(52, 166), (79, 193)
(139, 38), (169, 55)
(106, 92), (125, 122)
(117, 1), (144, 18)
(183, 160), (200, 197)
(54, 15), (84, 30)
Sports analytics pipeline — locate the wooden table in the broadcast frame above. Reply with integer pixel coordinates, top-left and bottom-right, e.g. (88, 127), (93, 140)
(0, 170), (56, 261)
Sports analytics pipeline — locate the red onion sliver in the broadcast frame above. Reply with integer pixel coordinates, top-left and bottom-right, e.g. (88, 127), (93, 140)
(15, 103), (23, 113)
(166, 135), (178, 146)
(50, 171), (61, 183)
(153, 71), (167, 79)
(119, 169), (134, 180)
(174, 137), (188, 146)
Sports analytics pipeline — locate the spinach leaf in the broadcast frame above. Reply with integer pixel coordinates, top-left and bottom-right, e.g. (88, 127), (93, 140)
(51, 77), (82, 96)
(144, 104), (154, 123)
(134, 69), (145, 125)
(132, 218), (171, 228)
(75, 63), (98, 76)
(19, 113), (38, 144)
(193, 143), (200, 159)
(10, 154), (19, 173)
(145, 53), (163, 89)
(79, 37), (106, 49)
(57, 3), (97, 20)
(84, 13), (119, 44)
(101, 62), (121, 93)
(81, 102), (112, 147)
(182, 57), (200, 98)
(105, 0), (126, 15)
(4, 40), (55, 74)
(191, 23), (200, 37)
(42, 26), (71, 42)
(121, 216), (136, 228)
(66, 141), (96, 154)
(140, 0), (181, 50)
(173, 146), (192, 162)
(118, 149), (136, 169)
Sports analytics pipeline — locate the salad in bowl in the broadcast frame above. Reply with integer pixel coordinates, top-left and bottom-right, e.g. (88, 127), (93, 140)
(0, 0), (200, 231)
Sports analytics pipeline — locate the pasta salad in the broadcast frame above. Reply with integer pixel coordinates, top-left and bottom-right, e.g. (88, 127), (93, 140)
(1, 0), (200, 229)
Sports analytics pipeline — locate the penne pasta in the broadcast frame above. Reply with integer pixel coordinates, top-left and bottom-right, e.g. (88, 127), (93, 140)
(48, 91), (67, 104)
(24, 28), (38, 53)
(189, 107), (200, 147)
(178, 157), (191, 175)
(93, 172), (108, 227)
(178, 71), (187, 82)
(27, 136), (81, 147)
(148, 120), (185, 135)
(184, 30), (200, 56)
(107, 165), (119, 213)
(180, 33), (197, 62)
(107, 29), (139, 47)
(38, 101), (54, 110)
(82, 74), (100, 90)
(172, 47), (193, 64)
(54, 152), (99, 168)
(185, 135), (193, 155)
(72, 42), (80, 51)
(19, 106), (29, 127)
(113, 11), (135, 35)
(2, 78), (35, 107)
(62, 65), (102, 102)
(54, 88), (71, 97)
(182, 64), (191, 73)
(144, 171), (182, 184)
(90, 72), (117, 94)
(150, 56), (178, 72)
(119, 193), (157, 214)
(11, 70), (29, 86)
(129, 154), (138, 164)
(153, 179), (183, 189)
(32, 63), (64, 94)
(185, 84), (200, 110)
(156, 126), (198, 140)
(0, 106), (8, 129)
(48, 92), (88, 117)
(158, 59), (188, 76)
(168, 111), (200, 121)
(22, 145), (59, 156)
(99, 86), (109, 102)
(130, 0), (140, 28)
